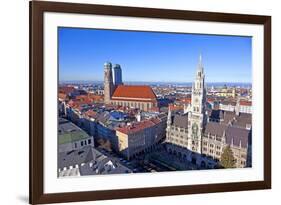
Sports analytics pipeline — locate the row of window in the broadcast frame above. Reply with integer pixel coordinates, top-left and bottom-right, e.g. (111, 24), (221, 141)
(170, 127), (188, 133)
(113, 101), (153, 110)
(233, 152), (247, 160)
(203, 142), (221, 150)
(74, 139), (92, 148)
(193, 106), (200, 112)
(170, 133), (187, 139)
(168, 138), (188, 146)
(203, 147), (221, 156)
(203, 135), (222, 141)
(169, 135), (188, 142)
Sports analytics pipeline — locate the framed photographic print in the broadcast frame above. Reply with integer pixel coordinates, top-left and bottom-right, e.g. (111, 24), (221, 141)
(29, 0), (271, 204)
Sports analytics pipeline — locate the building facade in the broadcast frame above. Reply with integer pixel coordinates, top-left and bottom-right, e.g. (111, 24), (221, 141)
(236, 99), (252, 114)
(165, 55), (252, 168)
(58, 118), (94, 153)
(116, 117), (166, 160)
(187, 54), (207, 153)
(58, 145), (132, 177)
(219, 101), (236, 112)
(111, 85), (158, 111)
(202, 122), (251, 168)
(104, 62), (158, 111)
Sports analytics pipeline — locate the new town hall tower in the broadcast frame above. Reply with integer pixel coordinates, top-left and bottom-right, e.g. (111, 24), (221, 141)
(187, 54), (207, 153)
(166, 55), (207, 157)
(166, 55), (251, 168)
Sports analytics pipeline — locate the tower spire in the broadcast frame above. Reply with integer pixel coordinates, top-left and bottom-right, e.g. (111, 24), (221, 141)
(198, 53), (203, 72)
(166, 105), (172, 128)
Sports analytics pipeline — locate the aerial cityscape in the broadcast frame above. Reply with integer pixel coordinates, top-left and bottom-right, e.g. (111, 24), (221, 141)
(58, 28), (252, 177)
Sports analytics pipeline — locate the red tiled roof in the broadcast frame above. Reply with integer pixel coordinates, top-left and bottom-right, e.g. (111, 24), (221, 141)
(179, 98), (191, 103)
(116, 119), (157, 135)
(67, 98), (92, 109)
(59, 86), (75, 95)
(84, 110), (97, 118)
(207, 98), (215, 102)
(240, 101), (252, 106)
(220, 101), (236, 106)
(88, 94), (104, 101)
(112, 85), (157, 101)
(76, 95), (89, 100)
(150, 118), (161, 124)
(168, 104), (183, 111)
(75, 95), (93, 104)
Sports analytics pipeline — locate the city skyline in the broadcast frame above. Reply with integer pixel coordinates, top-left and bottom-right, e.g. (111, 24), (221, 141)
(59, 27), (252, 83)
(58, 38), (252, 176)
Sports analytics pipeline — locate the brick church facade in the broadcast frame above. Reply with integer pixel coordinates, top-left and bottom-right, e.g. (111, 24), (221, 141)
(103, 62), (158, 111)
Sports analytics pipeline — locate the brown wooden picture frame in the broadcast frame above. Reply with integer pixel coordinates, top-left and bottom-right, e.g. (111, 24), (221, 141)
(30, 1), (271, 204)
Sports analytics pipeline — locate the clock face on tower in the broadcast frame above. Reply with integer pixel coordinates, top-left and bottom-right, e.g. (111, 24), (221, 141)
(192, 123), (198, 139)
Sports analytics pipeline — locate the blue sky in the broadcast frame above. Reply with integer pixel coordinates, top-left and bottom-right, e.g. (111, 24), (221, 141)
(58, 27), (252, 83)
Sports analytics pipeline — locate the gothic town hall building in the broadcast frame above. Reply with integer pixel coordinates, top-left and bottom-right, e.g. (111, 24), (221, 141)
(166, 55), (252, 169)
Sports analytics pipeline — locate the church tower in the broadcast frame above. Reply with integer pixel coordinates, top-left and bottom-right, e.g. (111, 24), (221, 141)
(104, 62), (114, 104)
(112, 64), (123, 86)
(187, 54), (207, 153)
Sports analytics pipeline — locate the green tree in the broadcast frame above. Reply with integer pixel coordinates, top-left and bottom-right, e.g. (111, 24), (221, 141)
(220, 145), (235, 168)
